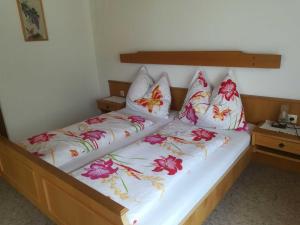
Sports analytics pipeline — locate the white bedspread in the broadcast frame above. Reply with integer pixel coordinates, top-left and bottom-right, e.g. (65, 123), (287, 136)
(19, 110), (155, 168)
(60, 108), (177, 172)
(71, 120), (229, 225)
(136, 125), (251, 225)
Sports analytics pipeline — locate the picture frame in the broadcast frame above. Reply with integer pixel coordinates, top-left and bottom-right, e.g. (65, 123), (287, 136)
(16, 0), (48, 41)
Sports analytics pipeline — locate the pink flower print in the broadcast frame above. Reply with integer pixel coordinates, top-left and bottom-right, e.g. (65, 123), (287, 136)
(180, 103), (198, 125)
(144, 134), (167, 145)
(218, 79), (239, 101)
(32, 152), (45, 157)
(191, 129), (217, 141)
(81, 159), (118, 179)
(153, 155), (183, 175)
(128, 115), (146, 124)
(28, 132), (56, 145)
(80, 130), (106, 142)
(85, 117), (106, 125)
(197, 71), (208, 87)
(235, 109), (248, 131)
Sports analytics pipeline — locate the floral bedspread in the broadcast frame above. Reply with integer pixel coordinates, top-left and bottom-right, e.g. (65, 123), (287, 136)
(20, 112), (153, 167)
(72, 120), (228, 225)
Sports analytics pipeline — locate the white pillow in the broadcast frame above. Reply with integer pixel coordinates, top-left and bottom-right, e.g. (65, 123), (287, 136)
(179, 70), (247, 130)
(126, 66), (154, 102)
(179, 70), (211, 125)
(131, 73), (171, 118)
(199, 73), (247, 130)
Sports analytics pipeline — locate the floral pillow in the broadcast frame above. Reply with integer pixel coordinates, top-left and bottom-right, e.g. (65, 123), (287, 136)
(179, 70), (247, 130)
(179, 70), (212, 125)
(132, 73), (171, 118)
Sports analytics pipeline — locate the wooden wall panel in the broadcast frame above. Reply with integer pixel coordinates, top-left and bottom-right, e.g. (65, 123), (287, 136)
(108, 80), (300, 125)
(120, 51), (281, 68)
(241, 95), (300, 125)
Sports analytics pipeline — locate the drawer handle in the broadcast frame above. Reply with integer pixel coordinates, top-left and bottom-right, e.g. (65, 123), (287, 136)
(278, 143), (285, 148)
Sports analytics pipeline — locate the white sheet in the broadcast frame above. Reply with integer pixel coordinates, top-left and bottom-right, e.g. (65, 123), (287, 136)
(130, 126), (252, 225)
(60, 108), (177, 173)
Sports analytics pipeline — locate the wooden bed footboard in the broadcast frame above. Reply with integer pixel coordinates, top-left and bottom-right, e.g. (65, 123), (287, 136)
(0, 137), (128, 225)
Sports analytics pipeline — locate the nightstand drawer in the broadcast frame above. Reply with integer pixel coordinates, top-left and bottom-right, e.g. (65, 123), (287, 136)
(97, 100), (125, 112)
(255, 135), (300, 155)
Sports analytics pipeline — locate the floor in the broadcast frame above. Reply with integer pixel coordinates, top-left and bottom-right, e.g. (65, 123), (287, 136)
(0, 163), (299, 225)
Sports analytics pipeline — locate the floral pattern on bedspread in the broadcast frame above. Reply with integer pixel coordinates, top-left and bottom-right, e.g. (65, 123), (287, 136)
(19, 112), (153, 167)
(72, 120), (229, 225)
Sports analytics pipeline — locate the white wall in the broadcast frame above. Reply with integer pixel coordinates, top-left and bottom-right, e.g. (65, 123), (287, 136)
(0, 0), (104, 140)
(92, 0), (300, 100)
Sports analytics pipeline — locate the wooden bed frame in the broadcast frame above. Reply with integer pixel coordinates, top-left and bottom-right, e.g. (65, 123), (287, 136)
(0, 50), (286, 225)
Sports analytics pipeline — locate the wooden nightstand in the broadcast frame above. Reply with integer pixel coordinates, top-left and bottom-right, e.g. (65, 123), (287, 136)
(252, 124), (300, 173)
(97, 96), (126, 113)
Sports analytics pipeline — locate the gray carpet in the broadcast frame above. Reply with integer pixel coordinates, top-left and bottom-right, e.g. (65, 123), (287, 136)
(0, 163), (299, 225)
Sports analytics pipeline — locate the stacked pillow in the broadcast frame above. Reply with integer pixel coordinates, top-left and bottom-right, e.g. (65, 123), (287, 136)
(179, 70), (247, 130)
(126, 66), (171, 118)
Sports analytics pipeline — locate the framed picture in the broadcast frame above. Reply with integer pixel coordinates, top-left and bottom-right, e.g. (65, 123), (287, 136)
(16, 0), (48, 41)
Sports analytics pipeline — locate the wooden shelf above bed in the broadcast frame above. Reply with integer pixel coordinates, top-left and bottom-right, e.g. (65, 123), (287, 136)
(120, 51), (281, 68)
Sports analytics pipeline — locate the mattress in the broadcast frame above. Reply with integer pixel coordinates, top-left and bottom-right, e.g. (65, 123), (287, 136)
(137, 124), (252, 225)
(60, 108), (177, 172)
(71, 120), (250, 225)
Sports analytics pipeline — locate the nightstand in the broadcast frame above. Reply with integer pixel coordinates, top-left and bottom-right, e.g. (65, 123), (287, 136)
(252, 124), (300, 173)
(97, 96), (126, 113)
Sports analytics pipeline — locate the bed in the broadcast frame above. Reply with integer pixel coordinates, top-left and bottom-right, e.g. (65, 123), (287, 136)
(0, 51), (282, 225)
(71, 120), (252, 225)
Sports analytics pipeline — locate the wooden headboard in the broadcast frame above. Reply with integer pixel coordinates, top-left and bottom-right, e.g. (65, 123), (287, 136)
(108, 80), (300, 125)
(120, 51), (281, 68)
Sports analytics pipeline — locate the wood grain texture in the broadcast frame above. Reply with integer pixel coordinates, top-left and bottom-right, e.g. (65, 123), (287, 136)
(253, 151), (300, 173)
(120, 51), (281, 68)
(109, 80), (300, 124)
(181, 146), (253, 225)
(252, 126), (300, 173)
(242, 95), (300, 125)
(97, 99), (126, 112)
(255, 134), (300, 155)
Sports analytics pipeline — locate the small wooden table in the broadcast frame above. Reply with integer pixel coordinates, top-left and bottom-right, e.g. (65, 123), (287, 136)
(252, 125), (300, 173)
(97, 96), (126, 113)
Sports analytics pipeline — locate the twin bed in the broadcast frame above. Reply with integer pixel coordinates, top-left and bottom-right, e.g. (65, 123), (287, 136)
(71, 120), (252, 225)
(0, 51), (281, 225)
